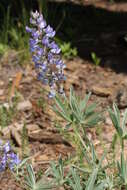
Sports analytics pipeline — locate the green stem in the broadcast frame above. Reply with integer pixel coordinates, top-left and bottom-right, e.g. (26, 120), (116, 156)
(72, 123), (92, 165)
(120, 137), (124, 153)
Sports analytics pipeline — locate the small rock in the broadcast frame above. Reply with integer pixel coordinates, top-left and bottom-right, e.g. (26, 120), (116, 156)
(92, 86), (112, 97)
(17, 100), (32, 111)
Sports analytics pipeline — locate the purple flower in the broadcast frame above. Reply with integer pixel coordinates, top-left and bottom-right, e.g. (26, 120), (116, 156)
(40, 62), (47, 71)
(48, 90), (56, 98)
(0, 140), (20, 172)
(4, 141), (11, 153)
(31, 11), (39, 19)
(32, 55), (40, 62)
(8, 153), (20, 170)
(56, 60), (66, 69)
(37, 15), (47, 29)
(42, 36), (49, 46)
(49, 42), (61, 54)
(26, 10), (66, 97)
(26, 26), (32, 33)
(32, 30), (40, 39)
(44, 25), (56, 38)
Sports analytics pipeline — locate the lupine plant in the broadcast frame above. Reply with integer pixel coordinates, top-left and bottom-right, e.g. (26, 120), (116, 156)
(2, 10), (127, 190)
(26, 11), (66, 98)
(108, 103), (127, 152)
(0, 141), (20, 171)
(54, 87), (102, 164)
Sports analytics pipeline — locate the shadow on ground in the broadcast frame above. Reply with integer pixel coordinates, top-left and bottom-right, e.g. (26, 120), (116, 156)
(48, 1), (127, 73)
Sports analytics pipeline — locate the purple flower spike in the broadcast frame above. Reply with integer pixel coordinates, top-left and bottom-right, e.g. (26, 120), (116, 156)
(26, 10), (66, 98)
(0, 140), (20, 172)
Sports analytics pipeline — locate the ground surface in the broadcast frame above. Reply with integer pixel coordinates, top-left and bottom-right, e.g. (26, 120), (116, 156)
(1, 0), (127, 189)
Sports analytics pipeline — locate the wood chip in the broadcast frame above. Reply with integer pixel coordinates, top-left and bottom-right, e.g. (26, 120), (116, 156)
(92, 86), (112, 97)
(29, 131), (71, 145)
(9, 72), (22, 100)
(11, 127), (22, 146)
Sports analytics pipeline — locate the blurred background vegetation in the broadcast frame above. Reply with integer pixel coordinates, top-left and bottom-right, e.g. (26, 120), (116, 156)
(0, 0), (77, 63)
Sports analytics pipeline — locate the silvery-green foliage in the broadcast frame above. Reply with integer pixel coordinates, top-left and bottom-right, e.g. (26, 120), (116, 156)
(94, 175), (114, 190)
(24, 164), (53, 190)
(108, 103), (127, 139)
(46, 158), (68, 187)
(67, 168), (83, 190)
(54, 87), (102, 128)
(117, 152), (127, 186)
(12, 157), (29, 180)
(85, 150), (107, 190)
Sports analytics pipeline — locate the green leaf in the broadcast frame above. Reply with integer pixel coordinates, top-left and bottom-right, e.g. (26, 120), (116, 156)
(94, 181), (107, 190)
(79, 92), (91, 112)
(85, 168), (98, 190)
(69, 87), (81, 121)
(84, 112), (101, 127)
(54, 96), (71, 122)
(24, 164), (36, 189)
(24, 164), (53, 190)
(108, 107), (123, 137)
(122, 109), (127, 132)
(113, 103), (120, 126)
(68, 168), (83, 190)
(84, 103), (97, 118)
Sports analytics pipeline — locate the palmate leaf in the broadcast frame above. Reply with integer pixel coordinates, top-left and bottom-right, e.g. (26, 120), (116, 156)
(83, 112), (102, 127)
(84, 103), (97, 118)
(108, 106), (123, 137)
(54, 95), (71, 123)
(79, 92), (91, 113)
(54, 88), (101, 128)
(109, 104), (127, 139)
(46, 158), (66, 186)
